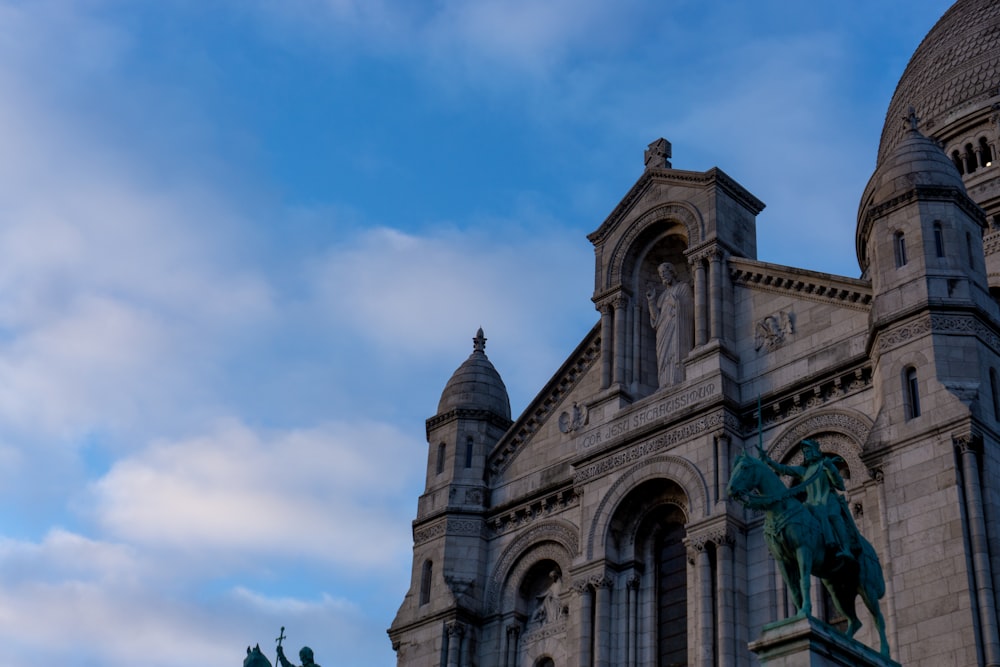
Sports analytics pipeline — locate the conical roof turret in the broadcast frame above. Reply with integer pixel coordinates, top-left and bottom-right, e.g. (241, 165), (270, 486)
(436, 328), (511, 419)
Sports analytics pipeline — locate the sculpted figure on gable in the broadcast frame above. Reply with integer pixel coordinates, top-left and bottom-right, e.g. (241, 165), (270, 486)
(645, 262), (693, 389)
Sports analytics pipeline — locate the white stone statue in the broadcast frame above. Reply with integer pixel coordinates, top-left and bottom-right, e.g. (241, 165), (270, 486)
(645, 262), (693, 388)
(531, 570), (563, 625)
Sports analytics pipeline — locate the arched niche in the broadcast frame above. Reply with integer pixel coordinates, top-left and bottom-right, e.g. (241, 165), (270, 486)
(486, 521), (578, 616)
(604, 477), (689, 564)
(768, 409), (874, 489)
(587, 454), (707, 561)
(603, 206), (699, 397)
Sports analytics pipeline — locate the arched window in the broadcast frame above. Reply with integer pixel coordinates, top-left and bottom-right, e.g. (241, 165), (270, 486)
(534, 658), (555, 667)
(420, 560), (433, 605)
(436, 442), (446, 475)
(894, 231), (907, 268)
(979, 137), (993, 168)
(933, 222), (945, 258)
(464, 436), (474, 468)
(965, 143), (978, 174)
(903, 366), (921, 420)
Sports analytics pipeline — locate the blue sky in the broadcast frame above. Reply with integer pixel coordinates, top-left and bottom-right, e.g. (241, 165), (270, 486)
(0, 1), (954, 665)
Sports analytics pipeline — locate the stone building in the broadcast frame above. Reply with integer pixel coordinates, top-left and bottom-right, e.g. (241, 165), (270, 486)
(388, 0), (1000, 665)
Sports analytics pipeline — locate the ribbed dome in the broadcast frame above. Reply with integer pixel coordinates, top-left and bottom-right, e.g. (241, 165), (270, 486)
(437, 328), (511, 419)
(877, 0), (1000, 165)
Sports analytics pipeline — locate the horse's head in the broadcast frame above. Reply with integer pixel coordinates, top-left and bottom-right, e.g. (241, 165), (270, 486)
(245, 645), (273, 667)
(727, 451), (761, 501)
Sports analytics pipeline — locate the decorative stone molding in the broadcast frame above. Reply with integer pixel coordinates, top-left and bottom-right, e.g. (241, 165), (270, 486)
(486, 521), (579, 614)
(875, 313), (1000, 357)
(489, 328), (601, 478)
(575, 409), (736, 484)
(873, 315), (932, 354)
(413, 517), (483, 545)
(446, 621), (466, 638)
(522, 620), (567, 645)
(426, 407), (513, 438)
(487, 488), (580, 537)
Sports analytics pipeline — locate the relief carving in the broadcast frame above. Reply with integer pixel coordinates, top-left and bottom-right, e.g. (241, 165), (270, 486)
(754, 311), (794, 352)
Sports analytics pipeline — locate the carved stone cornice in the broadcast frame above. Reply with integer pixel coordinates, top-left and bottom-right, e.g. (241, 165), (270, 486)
(741, 368), (872, 435)
(413, 517), (484, 545)
(486, 488), (580, 537)
(426, 407), (513, 438)
(728, 257), (872, 311)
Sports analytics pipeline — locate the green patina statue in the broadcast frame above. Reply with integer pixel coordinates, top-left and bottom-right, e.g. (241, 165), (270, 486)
(727, 438), (890, 657)
(276, 645), (320, 667)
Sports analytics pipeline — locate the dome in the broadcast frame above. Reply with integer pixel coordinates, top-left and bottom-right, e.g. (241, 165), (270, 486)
(870, 125), (966, 205)
(877, 0), (1000, 165)
(437, 328), (511, 419)
(857, 123), (970, 270)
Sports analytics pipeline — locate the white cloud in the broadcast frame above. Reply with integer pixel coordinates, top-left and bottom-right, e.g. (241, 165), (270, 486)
(90, 419), (423, 569)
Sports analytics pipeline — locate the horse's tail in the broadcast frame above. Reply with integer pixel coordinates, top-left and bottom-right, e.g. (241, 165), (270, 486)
(859, 537), (886, 599)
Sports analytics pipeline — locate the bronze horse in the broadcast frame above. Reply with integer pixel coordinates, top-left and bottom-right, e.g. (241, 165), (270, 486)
(727, 451), (889, 657)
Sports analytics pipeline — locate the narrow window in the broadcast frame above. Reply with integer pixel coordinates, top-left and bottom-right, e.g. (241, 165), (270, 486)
(933, 222), (945, 258)
(979, 137), (993, 168)
(967, 232), (975, 269)
(904, 366), (921, 420)
(965, 144), (977, 174)
(953, 150), (965, 175)
(420, 560), (433, 605)
(436, 442), (446, 475)
(991, 368), (1000, 422)
(464, 436), (474, 468)
(894, 231), (907, 268)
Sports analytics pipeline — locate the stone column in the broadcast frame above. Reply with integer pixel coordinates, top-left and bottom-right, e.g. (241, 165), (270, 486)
(716, 535), (735, 666)
(503, 623), (520, 667)
(870, 466), (898, 654)
(697, 543), (715, 667)
(716, 432), (730, 504)
(632, 302), (642, 391)
(577, 583), (593, 667)
(957, 435), (1000, 666)
(446, 622), (464, 667)
(613, 294), (628, 386)
(599, 302), (613, 389)
(692, 255), (708, 346)
(593, 577), (613, 667)
(626, 574), (640, 667)
(709, 250), (723, 341)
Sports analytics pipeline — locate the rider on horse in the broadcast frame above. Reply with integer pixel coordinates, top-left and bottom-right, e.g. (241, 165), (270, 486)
(759, 438), (858, 563)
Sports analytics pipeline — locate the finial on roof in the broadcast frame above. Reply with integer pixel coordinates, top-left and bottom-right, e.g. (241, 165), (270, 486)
(473, 328), (486, 353)
(904, 106), (921, 132)
(644, 138), (672, 170)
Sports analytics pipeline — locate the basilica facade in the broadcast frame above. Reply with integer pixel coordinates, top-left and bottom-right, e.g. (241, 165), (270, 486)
(388, 1), (1000, 665)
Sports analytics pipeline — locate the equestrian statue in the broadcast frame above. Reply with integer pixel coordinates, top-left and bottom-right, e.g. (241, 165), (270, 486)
(727, 438), (890, 657)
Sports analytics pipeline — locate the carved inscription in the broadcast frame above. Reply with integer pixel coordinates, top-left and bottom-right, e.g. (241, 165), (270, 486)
(578, 380), (718, 450)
